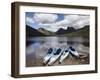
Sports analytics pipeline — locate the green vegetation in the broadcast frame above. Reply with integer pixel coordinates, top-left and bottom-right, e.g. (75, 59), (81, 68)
(63, 26), (89, 38)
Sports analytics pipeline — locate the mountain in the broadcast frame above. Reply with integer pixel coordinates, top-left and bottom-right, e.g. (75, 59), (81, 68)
(63, 25), (89, 37)
(26, 25), (89, 37)
(38, 28), (55, 35)
(67, 27), (76, 32)
(26, 25), (46, 36)
(56, 28), (67, 34)
(56, 27), (76, 34)
(78, 25), (89, 31)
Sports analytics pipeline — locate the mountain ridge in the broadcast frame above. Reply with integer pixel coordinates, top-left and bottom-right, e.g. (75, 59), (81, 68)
(56, 27), (76, 34)
(26, 25), (89, 37)
(38, 28), (55, 35)
(26, 25), (46, 36)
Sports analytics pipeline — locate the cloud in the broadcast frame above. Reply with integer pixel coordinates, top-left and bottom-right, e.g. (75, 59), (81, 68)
(33, 13), (58, 23)
(26, 13), (90, 32)
(38, 22), (69, 32)
(72, 18), (90, 29)
(38, 15), (90, 32)
(26, 17), (35, 24)
(63, 15), (90, 28)
(38, 23), (58, 32)
(64, 15), (80, 21)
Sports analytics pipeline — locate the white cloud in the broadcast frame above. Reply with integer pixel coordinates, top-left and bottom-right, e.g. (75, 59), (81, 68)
(54, 19), (70, 26)
(72, 18), (90, 29)
(38, 23), (57, 32)
(26, 17), (35, 24)
(32, 13), (90, 32)
(40, 15), (89, 32)
(33, 13), (58, 23)
(64, 15), (80, 21)
(63, 15), (90, 28)
(38, 22), (69, 32)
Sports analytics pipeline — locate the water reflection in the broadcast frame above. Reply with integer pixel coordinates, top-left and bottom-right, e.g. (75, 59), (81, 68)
(26, 36), (89, 67)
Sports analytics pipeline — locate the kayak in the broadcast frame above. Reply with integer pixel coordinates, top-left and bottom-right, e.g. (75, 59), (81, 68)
(43, 48), (54, 65)
(69, 46), (79, 58)
(47, 48), (62, 66)
(59, 49), (69, 64)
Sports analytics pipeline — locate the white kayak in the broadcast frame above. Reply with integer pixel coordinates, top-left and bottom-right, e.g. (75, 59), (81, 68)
(59, 49), (69, 63)
(47, 48), (62, 66)
(69, 46), (79, 58)
(43, 48), (54, 65)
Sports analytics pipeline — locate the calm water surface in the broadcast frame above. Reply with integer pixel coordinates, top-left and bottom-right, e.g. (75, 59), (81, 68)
(26, 37), (89, 67)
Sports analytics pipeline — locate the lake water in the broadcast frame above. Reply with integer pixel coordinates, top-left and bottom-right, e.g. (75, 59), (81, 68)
(26, 36), (89, 67)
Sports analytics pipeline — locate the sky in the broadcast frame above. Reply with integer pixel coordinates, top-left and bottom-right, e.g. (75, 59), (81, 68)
(26, 12), (90, 32)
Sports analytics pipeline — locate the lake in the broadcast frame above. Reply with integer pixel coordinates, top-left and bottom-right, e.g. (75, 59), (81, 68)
(26, 36), (89, 67)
